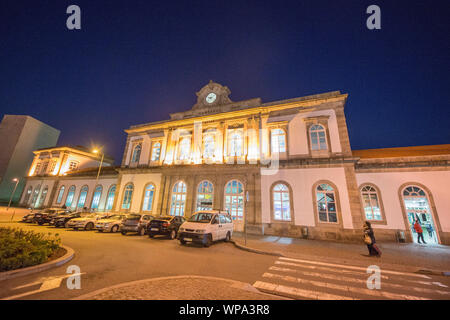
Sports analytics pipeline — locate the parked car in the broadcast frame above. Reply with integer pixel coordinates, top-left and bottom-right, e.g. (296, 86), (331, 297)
(147, 216), (185, 239)
(50, 212), (82, 228)
(36, 208), (71, 225)
(177, 210), (233, 247)
(95, 214), (127, 233)
(67, 213), (112, 231)
(121, 214), (154, 236)
(21, 212), (36, 223)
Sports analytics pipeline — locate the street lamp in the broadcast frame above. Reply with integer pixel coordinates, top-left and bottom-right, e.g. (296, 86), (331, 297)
(93, 149), (104, 211)
(7, 178), (19, 211)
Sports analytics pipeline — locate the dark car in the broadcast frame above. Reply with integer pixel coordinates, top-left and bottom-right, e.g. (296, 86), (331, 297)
(36, 209), (70, 225)
(147, 216), (185, 239)
(50, 212), (82, 228)
(21, 212), (36, 223)
(121, 214), (154, 236)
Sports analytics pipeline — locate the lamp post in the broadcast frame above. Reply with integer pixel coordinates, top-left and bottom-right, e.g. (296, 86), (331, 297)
(93, 149), (104, 211)
(7, 178), (19, 211)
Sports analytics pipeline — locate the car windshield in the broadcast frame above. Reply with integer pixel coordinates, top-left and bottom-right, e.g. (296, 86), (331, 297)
(107, 215), (123, 220)
(126, 214), (141, 220)
(157, 217), (173, 221)
(188, 213), (213, 223)
(83, 214), (96, 218)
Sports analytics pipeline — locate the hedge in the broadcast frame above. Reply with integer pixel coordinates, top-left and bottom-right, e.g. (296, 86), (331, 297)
(0, 227), (61, 272)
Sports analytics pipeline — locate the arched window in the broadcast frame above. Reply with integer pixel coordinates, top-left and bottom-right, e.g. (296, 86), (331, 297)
(196, 180), (214, 211)
(151, 142), (161, 161)
(65, 186), (76, 207)
(203, 135), (215, 159)
(24, 186), (33, 204)
(122, 184), (134, 210)
(271, 129), (286, 153)
(228, 130), (243, 156)
(131, 144), (141, 163)
(56, 186), (65, 204)
(37, 186), (48, 208)
(105, 185), (116, 210)
(178, 138), (191, 160)
(32, 185), (41, 207)
(91, 185), (103, 209)
(170, 181), (187, 216)
(361, 185), (382, 220)
(273, 183), (291, 221)
(310, 124), (327, 151)
(224, 180), (244, 220)
(316, 183), (337, 223)
(142, 184), (155, 211)
(77, 185), (89, 208)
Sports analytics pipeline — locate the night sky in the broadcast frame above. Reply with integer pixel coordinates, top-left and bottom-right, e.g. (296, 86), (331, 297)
(1, 0), (449, 163)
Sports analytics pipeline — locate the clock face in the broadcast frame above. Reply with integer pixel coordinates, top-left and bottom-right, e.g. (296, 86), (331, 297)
(205, 92), (217, 104)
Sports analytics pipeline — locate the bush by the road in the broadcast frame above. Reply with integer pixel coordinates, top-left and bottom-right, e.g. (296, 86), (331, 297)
(0, 227), (61, 272)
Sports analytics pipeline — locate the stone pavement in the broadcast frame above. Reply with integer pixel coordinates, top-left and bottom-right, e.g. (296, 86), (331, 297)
(74, 276), (286, 300)
(232, 232), (450, 274)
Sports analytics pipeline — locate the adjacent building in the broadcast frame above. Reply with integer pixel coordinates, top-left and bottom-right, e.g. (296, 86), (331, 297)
(19, 82), (450, 244)
(0, 115), (60, 204)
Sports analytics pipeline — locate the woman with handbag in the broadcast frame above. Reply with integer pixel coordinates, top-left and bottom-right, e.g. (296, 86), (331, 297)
(363, 221), (381, 257)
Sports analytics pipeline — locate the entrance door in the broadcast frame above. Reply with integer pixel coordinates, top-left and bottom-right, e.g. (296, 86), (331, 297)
(224, 180), (245, 232)
(402, 186), (438, 244)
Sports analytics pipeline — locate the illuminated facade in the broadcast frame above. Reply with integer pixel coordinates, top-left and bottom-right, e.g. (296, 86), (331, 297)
(19, 82), (450, 244)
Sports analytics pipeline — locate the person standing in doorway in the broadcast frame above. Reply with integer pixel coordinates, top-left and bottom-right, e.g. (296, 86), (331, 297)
(414, 219), (427, 244)
(363, 221), (381, 257)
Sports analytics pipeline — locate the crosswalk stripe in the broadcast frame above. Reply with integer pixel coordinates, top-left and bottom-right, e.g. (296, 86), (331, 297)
(262, 272), (430, 300)
(269, 266), (450, 296)
(279, 257), (431, 279)
(253, 280), (356, 300)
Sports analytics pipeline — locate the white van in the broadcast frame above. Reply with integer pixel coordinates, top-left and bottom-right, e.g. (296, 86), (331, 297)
(178, 210), (233, 247)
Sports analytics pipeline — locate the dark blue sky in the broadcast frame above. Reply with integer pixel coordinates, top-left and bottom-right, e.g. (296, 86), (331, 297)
(1, 0), (449, 163)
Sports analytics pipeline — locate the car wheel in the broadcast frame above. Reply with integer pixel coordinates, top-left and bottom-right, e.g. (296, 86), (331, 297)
(179, 239), (186, 245)
(169, 229), (177, 240)
(139, 228), (145, 236)
(148, 234), (154, 238)
(85, 223), (94, 231)
(203, 234), (212, 247)
(64, 222), (69, 228)
(38, 221), (44, 226)
(111, 225), (119, 233)
(73, 227), (78, 231)
(225, 232), (231, 242)
(121, 231), (127, 236)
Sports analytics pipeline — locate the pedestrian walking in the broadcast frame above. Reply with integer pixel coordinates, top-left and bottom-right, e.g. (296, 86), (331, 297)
(414, 219), (427, 244)
(363, 221), (382, 257)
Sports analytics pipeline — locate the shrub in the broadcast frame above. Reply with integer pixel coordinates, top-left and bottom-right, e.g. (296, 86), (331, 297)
(0, 227), (61, 272)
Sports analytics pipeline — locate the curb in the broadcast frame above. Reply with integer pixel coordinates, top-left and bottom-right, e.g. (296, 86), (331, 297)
(230, 240), (285, 257)
(72, 275), (289, 300)
(231, 240), (450, 277)
(0, 245), (74, 281)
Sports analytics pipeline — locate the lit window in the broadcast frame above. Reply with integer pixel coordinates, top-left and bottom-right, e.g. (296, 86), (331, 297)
(34, 162), (42, 175)
(361, 185), (382, 220)
(273, 183), (291, 221)
(65, 186), (76, 207)
(310, 124), (327, 151)
(77, 186), (89, 208)
(142, 184), (155, 211)
(37, 186), (48, 208)
(68, 161), (78, 171)
(56, 186), (65, 204)
(32, 185), (41, 207)
(49, 159), (57, 173)
(41, 160), (49, 174)
(271, 129), (286, 153)
(224, 180), (244, 220)
(122, 184), (134, 210)
(131, 144), (141, 163)
(203, 135), (215, 159)
(170, 181), (187, 216)
(316, 183), (337, 223)
(178, 138), (191, 160)
(196, 181), (214, 211)
(91, 185), (103, 209)
(151, 142), (161, 161)
(105, 185), (116, 210)
(24, 186), (33, 204)
(228, 130), (243, 157)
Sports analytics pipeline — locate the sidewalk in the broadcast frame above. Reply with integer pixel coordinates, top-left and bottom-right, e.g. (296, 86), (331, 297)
(232, 232), (450, 274)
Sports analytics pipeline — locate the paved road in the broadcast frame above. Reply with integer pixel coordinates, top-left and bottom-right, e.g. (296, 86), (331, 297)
(1, 222), (449, 300)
